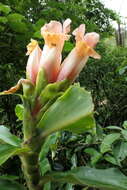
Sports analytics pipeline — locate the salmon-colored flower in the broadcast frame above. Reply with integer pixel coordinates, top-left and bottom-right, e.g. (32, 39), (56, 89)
(57, 24), (100, 82)
(39, 19), (71, 83)
(26, 39), (42, 84)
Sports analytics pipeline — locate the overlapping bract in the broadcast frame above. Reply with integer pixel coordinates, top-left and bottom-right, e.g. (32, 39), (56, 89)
(26, 19), (100, 85)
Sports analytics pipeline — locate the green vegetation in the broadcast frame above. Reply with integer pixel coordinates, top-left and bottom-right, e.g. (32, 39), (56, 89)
(0, 0), (127, 190)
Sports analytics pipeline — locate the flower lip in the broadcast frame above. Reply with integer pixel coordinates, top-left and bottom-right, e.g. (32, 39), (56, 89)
(41, 19), (71, 48)
(72, 24), (85, 42)
(26, 39), (38, 55)
(72, 24), (100, 48)
(41, 18), (71, 34)
(84, 32), (100, 48)
(72, 24), (101, 59)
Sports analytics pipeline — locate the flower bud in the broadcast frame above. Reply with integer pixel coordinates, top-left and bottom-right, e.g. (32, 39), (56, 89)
(57, 24), (100, 82)
(39, 19), (71, 83)
(26, 39), (42, 84)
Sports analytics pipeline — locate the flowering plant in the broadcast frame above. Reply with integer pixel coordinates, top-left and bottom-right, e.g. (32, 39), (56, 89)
(0, 19), (102, 190)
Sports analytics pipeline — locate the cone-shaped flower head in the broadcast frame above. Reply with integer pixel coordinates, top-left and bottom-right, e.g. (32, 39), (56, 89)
(57, 24), (100, 82)
(39, 19), (71, 83)
(26, 39), (42, 84)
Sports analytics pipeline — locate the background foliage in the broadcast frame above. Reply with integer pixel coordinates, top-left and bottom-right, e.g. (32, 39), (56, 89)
(0, 0), (127, 189)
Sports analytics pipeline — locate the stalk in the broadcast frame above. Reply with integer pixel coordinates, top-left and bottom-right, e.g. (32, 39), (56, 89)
(20, 152), (41, 190)
(20, 97), (44, 190)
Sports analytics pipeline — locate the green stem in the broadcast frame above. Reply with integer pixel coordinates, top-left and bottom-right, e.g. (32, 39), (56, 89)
(20, 97), (44, 190)
(23, 98), (35, 141)
(20, 152), (42, 190)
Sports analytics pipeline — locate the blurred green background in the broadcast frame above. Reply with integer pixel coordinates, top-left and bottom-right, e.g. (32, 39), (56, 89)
(0, 0), (127, 189)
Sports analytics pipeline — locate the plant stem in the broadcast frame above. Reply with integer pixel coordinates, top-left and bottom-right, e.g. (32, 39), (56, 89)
(20, 152), (42, 190)
(20, 98), (44, 190)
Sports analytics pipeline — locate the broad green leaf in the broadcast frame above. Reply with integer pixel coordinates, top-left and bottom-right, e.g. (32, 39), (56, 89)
(0, 3), (11, 14)
(0, 144), (29, 166)
(0, 178), (26, 190)
(113, 141), (127, 165)
(100, 133), (120, 154)
(0, 125), (21, 146)
(7, 13), (28, 33)
(104, 155), (118, 165)
(40, 158), (51, 176)
(46, 167), (127, 190)
(84, 148), (102, 166)
(121, 129), (127, 141)
(38, 85), (95, 137)
(39, 132), (59, 161)
(15, 104), (24, 121)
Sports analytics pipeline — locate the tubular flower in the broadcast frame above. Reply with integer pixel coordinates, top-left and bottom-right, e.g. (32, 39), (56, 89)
(57, 24), (101, 82)
(39, 19), (71, 83)
(26, 39), (42, 84)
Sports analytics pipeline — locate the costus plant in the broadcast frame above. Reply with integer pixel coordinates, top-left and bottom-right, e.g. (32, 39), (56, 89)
(1, 19), (127, 190)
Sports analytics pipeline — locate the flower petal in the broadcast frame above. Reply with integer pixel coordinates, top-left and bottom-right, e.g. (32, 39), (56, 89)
(26, 40), (42, 84)
(41, 21), (62, 34)
(40, 19), (71, 83)
(84, 32), (100, 48)
(63, 18), (72, 34)
(72, 24), (85, 42)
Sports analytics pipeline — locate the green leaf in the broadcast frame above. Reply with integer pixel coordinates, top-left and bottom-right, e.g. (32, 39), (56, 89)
(0, 175), (19, 181)
(104, 155), (118, 165)
(96, 124), (104, 140)
(46, 167), (127, 190)
(38, 80), (69, 106)
(0, 144), (28, 166)
(0, 16), (8, 24)
(15, 104), (24, 121)
(119, 66), (127, 75)
(0, 125), (21, 146)
(44, 182), (51, 190)
(121, 129), (127, 141)
(34, 18), (46, 31)
(123, 121), (127, 129)
(7, 13), (28, 33)
(0, 178), (26, 190)
(65, 183), (74, 190)
(84, 148), (102, 166)
(100, 133), (120, 154)
(113, 141), (127, 165)
(33, 31), (42, 39)
(35, 68), (48, 97)
(37, 85), (95, 137)
(64, 41), (74, 52)
(0, 3), (11, 14)
(106, 126), (122, 131)
(39, 132), (59, 161)
(40, 158), (51, 176)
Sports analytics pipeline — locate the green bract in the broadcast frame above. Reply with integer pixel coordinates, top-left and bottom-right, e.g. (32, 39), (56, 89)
(37, 85), (95, 137)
